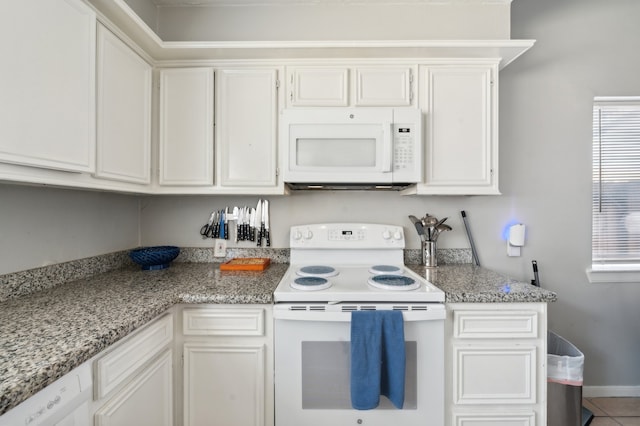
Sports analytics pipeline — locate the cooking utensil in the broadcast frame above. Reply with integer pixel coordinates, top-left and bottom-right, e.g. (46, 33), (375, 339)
(219, 209), (226, 240)
(249, 207), (256, 241)
(233, 206), (239, 242)
(200, 212), (215, 238)
(431, 223), (451, 242)
(414, 221), (426, 241)
(408, 215), (426, 241)
(264, 199), (271, 247)
(241, 207), (248, 241)
(461, 210), (480, 266)
(422, 214), (438, 226)
(408, 215), (421, 225)
(223, 207), (229, 240)
(212, 211), (220, 238)
(256, 199), (263, 246)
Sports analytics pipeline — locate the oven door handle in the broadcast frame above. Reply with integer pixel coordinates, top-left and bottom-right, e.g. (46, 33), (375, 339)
(273, 306), (445, 322)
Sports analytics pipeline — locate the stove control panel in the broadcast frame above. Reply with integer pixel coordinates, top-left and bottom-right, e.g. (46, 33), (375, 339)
(290, 223), (405, 249)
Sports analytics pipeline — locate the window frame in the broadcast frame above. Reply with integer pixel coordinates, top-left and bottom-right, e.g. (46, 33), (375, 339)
(587, 96), (640, 283)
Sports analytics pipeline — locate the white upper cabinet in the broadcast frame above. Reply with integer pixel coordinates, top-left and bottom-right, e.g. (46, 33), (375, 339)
(354, 67), (413, 106)
(287, 66), (415, 107)
(0, 0), (96, 173)
(159, 68), (214, 186)
(416, 64), (498, 195)
(216, 68), (281, 191)
(95, 24), (152, 184)
(287, 67), (349, 107)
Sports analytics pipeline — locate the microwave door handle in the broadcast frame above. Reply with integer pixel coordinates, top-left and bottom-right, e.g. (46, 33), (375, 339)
(382, 122), (393, 172)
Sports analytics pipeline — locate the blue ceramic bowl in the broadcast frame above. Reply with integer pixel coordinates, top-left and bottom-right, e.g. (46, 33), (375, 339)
(129, 246), (180, 270)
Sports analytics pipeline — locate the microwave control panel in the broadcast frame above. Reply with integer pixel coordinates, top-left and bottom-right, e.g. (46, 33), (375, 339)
(393, 125), (415, 170)
(392, 122), (420, 182)
(391, 106), (421, 182)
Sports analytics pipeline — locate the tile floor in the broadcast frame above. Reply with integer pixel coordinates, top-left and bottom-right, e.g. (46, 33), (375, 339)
(583, 398), (640, 425)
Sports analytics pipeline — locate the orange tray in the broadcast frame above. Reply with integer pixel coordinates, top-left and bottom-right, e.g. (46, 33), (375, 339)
(219, 257), (271, 271)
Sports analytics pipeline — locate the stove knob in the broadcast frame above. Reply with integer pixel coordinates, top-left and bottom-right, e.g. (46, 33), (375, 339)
(382, 230), (391, 239)
(393, 230), (403, 240)
(292, 230), (302, 240)
(304, 230), (313, 239)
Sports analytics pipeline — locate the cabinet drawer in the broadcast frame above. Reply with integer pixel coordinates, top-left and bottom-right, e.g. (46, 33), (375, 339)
(454, 311), (538, 339)
(95, 313), (173, 399)
(453, 345), (537, 405)
(453, 412), (536, 426)
(183, 307), (265, 336)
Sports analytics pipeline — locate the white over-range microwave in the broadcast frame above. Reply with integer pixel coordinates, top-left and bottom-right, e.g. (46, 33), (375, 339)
(280, 107), (422, 190)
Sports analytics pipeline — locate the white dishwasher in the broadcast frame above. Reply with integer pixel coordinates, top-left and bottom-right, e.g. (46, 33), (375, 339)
(0, 360), (92, 426)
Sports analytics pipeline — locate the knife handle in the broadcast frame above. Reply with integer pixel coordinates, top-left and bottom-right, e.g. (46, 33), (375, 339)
(224, 223), (229, 240)
(265, 230), (271, 247)
(257, 225), (263, 246)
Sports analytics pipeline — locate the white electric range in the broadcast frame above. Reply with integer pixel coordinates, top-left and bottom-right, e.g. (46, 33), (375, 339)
(273, 223), (445, 426)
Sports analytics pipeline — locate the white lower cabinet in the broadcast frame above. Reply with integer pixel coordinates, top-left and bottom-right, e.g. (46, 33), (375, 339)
(179, 305), (274, 426)
(94, 351), (173, 426)
(92, 313), (174, 426)
(446, 303), (547, 426)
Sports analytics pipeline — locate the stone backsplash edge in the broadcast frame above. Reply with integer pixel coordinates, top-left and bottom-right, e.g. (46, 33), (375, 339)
(0, 247), (471, 302)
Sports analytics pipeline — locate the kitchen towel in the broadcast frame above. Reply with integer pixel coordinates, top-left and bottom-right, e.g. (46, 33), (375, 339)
(350, 310), (406, 410)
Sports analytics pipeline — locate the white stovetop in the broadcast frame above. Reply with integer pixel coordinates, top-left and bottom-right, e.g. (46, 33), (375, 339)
(273, 264), (445, 303)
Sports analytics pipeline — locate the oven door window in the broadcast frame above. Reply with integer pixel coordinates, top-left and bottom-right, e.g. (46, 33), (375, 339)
(300, 341), (417, 409)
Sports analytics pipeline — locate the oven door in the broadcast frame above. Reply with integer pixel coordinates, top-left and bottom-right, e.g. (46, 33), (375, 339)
(273, 304), (444, 426)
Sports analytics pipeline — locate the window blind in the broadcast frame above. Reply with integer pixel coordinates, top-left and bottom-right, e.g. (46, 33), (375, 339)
(592, 97), (640, 269)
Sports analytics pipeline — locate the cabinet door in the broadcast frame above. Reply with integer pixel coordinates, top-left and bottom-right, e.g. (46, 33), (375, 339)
(354, 66), (414, 106)
(94, 351), (173, 426)
(0, 0), (95, 173)
(95, 24), (151, 184)
(159, 68), (214, 186)
(420, 66), (498, 195)
(287, 67), (349, 106)
(217, 69), (279, 187)
(184, 343), (266, 426)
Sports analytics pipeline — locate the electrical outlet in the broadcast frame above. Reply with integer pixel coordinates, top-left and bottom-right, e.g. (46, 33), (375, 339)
(214, 239), (227, 257)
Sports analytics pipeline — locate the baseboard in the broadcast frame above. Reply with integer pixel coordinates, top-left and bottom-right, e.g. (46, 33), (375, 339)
(583, 386), (640, 397)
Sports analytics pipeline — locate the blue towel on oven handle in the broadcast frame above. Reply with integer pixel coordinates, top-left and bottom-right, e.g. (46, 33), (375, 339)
(350, 310), (406, 410)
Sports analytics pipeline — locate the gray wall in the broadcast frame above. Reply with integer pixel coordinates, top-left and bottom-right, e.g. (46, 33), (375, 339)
(2, 0), (639, 391)
(0, 185), (140, 275)
(155, 2), (511, 41)
(502, 0), (640, 390)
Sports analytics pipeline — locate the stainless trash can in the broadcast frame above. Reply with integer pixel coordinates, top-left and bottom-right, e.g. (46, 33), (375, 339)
(547, 331), (585, 426)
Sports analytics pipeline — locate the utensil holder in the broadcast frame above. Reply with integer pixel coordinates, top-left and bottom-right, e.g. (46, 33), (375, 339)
(422, 241), (437, 267)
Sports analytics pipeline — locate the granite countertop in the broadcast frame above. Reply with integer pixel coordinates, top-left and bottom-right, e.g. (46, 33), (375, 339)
(0, 262), (288, 416)
(0, 261), (555, 416)
(407, 264), (557, 303)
